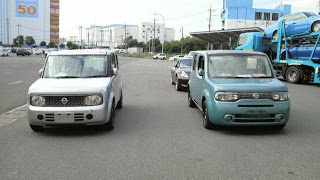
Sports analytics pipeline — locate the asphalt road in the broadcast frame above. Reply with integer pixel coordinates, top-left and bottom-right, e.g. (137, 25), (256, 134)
(0, 56), (320, 179)
(0, 54), (44, 114)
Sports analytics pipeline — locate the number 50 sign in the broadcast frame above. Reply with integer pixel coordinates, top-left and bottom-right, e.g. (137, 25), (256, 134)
(16, 0), (39, 18)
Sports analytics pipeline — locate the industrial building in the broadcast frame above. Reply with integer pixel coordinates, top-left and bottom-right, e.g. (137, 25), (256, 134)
(0, 0), (60, 45)
(221, 0), (291, 29)
(85, 23), (175, 49)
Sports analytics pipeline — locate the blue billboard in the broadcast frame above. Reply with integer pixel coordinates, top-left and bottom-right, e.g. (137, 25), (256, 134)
(16, 0), (39, 18)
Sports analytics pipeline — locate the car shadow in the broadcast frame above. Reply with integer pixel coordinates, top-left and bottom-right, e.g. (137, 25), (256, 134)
(39, 125), (112, 137)
(214, 125), (288, 136)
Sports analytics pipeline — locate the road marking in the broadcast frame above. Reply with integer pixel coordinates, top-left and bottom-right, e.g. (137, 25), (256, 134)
(0, 104), (27, 127)
(8, 81), (23, 85)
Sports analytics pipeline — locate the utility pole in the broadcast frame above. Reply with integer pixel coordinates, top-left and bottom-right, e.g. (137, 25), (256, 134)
(180, 26), (184, 55)
(78, 25), (83, 49)
(100, 30), (103, 47)
(146, 28), (149, 53)
(208, 6), (212, 50)
(88, 32), (90, 47)
(153, 18), (156, 53)
(124, 24), (127, 49)
(16, 24), (21, 47)
(7, 18), (9, 45)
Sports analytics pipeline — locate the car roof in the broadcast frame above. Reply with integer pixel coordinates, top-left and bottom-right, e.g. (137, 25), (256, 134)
(197, 50), (266, 56)
(178, 58), (192, 61)
(49, 49), (115, 56)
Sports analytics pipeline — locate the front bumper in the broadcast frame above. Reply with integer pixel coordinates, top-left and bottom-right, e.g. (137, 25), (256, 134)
(27, 104), (109, 126)
(177, 78), (189, 88)
(208, 99), (290, 126)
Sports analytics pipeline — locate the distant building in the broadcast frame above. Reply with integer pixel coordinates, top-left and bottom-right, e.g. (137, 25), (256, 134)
(221, 0), (291, 30)
(85, 23), (175, 49)
(0, 0), (60, 45)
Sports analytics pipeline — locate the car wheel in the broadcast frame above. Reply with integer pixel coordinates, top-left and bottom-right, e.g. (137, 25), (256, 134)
(286, 66), (301, 84)
(202, 100), (217, 130)
(174, 58), (177, 61)
(175, 76), (181, 91)
(273, 31), (278, 40)
(188, 90), (196, 108)
(104, 102), (115, 131)
(116, 92), (123, 109)
(30, 124), (44, 132)
(162, 57), (166, 60)
(312, 21), (320, 32)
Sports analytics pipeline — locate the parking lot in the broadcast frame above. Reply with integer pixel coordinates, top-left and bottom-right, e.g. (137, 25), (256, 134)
(0, 55), (320, 179)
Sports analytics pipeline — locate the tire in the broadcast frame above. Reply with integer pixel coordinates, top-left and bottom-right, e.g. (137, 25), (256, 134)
(286, 66), (301, 84)
(116, 92), (123, 109)
(30, 124), (44, 132)
(162, 57), (166, 60)
(188, 90), (196, 108)
(312, 21), (320, 32)
(174, 58), (177, 61)
(175, 76), (182, 91)
(104, 102), (115, 131)
(273, 31), (278, 40)
(202, 100), (217, 130)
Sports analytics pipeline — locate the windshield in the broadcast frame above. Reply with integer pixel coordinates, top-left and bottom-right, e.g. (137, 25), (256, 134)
(208, 55), (273, 78)
(43, 55), (108, 78)
(179, 59), (192, 68)
(238, 35), (247, 46)
(303, 12), (318, 17)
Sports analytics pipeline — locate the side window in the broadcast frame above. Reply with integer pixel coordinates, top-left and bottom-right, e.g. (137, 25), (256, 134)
(193, 54), (198, 71)
(176, 61), (180, 68)
(197, 55), (205, 73)
(294, 13), (306, 21)
(111, 54), (116, 69)
(283, 15), (293, 22)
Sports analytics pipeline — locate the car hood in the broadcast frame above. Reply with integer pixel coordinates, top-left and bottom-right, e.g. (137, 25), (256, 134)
(208, 78), (288, 92)
(29, 78), (111, 94)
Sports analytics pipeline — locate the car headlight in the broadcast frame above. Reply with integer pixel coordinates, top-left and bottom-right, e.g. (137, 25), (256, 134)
(30, 96), (46, 106)
(215, 92), (239, 102)
(272, 92), (289, 101)
(84, 95), (103, 106)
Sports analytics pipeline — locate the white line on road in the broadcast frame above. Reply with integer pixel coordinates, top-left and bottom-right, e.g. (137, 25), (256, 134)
(8, 81), (23, 85)
(0, 104), (27, 127)
(6, 104), (27, 114)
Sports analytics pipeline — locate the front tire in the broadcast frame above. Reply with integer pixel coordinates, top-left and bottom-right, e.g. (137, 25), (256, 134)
(312, 21), (320, 32)
(175, 77), (182, 91)
(202, 100), (217, 130)
(188, 90), (196, 108)
(30, 125), (44, 132)
(116, 92), (123, 109)
(104, 102), (115, 131)
(286, 66), (301, 84)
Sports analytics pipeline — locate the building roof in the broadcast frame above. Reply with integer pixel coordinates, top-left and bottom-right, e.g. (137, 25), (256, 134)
(190, 27), (264, 45)
(49, 49), (115, 56)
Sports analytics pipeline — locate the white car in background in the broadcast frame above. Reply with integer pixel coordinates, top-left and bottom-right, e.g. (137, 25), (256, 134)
(169, 54), (184, 61)
(0, 47), (9, 57)
(153, 53), (166, 60)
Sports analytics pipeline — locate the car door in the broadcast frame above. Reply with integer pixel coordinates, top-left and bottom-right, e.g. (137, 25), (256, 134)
(111, 53), (120, 102)
(283, 14), (294, 36)
(293, 13), (308, 34)
(193, 54), (206, 105)
(189, 54), (198, 101)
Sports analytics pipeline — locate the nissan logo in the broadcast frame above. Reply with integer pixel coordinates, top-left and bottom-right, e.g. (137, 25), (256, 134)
(253, 93), (260, 100)
(61, 98), (68, 105)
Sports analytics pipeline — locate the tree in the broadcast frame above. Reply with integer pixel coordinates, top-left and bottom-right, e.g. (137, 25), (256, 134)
(13, 35), (24, 47)
(0, 41), (2, 46)
(40, 41), (46, 46)
(25, 36), (35, 46)
(48, 42), (56, 48)
(60, 44), (65, 49)
(66, 41), (74, 49)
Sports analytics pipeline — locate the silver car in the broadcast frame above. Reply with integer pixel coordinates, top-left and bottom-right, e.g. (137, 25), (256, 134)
(27, 49), (123, 132)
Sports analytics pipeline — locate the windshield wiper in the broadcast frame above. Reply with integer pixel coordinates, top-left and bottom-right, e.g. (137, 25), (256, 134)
(56, 76), (80, 79)
(84, 75), (108, 78)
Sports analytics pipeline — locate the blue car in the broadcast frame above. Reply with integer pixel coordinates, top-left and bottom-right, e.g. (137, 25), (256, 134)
(281, 42), (320, 62)
(188, 51), (290, 130)
(265, 12), (320, 39)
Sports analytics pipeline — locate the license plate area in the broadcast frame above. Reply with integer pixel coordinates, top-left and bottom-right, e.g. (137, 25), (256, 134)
(55, 113), (74, 123)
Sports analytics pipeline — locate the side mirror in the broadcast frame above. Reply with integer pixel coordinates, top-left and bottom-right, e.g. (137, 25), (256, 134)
(39, 69), (43, 77)
(198, 69), (204, 77)
(113, 68), (118, 76)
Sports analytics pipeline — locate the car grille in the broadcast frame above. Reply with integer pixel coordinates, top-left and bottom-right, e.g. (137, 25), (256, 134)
(240, 93), (271, 99)
(234, 114), (276, 123)
(44, 96), (85, 107)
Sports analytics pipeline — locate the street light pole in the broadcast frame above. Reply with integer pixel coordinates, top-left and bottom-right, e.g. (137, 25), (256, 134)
(155, 13), (165, 54)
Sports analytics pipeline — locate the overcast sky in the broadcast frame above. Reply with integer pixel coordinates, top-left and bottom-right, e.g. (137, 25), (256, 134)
(60, 0), (319, 40)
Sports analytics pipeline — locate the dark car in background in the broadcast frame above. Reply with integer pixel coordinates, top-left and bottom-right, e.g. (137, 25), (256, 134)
(16, 48), (31, 56)
(281, 41), (320, 63)
(171, 58), (193, 91)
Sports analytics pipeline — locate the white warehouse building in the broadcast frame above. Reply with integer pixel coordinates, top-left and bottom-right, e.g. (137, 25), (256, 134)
(85, 23), (175, 49)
